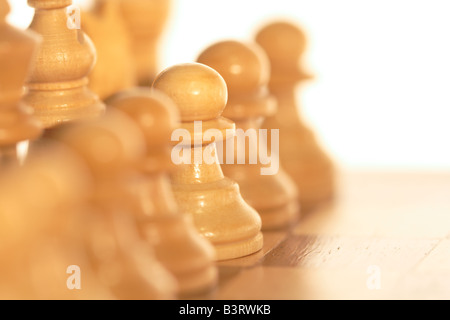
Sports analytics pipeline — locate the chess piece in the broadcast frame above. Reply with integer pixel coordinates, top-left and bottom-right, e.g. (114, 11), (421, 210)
(24, 0), (105, 129)
(197, 40), (300, 230)
(0, 0), (42, 167)
(120, 0), (172, 86)
(153, 63), (263, 261)
(255, 21), (335, 213)
(0, 141), (113, 299)
(49, 110), (177, 299)
(82, 0), (135, 100)
(107, 88), (218, 296)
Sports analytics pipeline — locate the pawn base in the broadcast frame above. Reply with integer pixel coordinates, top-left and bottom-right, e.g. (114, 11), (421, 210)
(214, 231), (263, 261)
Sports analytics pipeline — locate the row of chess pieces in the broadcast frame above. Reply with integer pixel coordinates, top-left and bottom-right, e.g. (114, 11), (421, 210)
(0, 0), (335, 299)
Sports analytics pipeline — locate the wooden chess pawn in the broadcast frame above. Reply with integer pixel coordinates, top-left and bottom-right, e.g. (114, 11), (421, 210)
(24, 0), (105, 129)
(0, 141), (113, 299)
(153, 63), (263, 261)
(197, 40), (300, 230)
(120, 0), (172, 86)
(255, 21), (335, 213)
(49, 110), (177, 300)
(82, 0), (135, 100)
(107, 88), (218, 296)
(0, 0), (42, 168)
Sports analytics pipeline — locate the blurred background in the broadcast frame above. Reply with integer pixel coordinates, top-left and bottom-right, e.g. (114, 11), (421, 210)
(7, 0), (450, 172)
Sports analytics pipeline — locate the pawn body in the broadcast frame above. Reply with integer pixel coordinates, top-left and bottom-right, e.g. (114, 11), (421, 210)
(256, 21), (335, 213)
(197, 40), (300, 229)
(24, 0), (105, 129)
(0, 142), (113, 299)
(120, 0), (172, 86)
(82, 0), (135, 100)
(107, 89), (218, 296)
(263, 84), (335, 213)
(153, 63), (263, 261)
(49, 110), (177, 300)
(0, 0), (42, 167)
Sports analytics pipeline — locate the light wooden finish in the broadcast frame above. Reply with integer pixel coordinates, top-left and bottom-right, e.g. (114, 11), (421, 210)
(24, 0), (105, 129)
(82, 0), (135, 100)
(255, 21), (335, 213)
(153, 63), (263, 261)
(120, 0), (172, 86)
(0, 0), (42, 167)
(107, 88), (218, 297)
(49, 110), (177, 300)
(0, 141), (113, 299)
(198, 40), (300, 230)
(196, 170), (450, 300)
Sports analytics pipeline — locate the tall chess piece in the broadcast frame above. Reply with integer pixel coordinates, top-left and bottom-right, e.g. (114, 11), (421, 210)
(0, 141), (113, 299)
(24, 0), (105, 129)
(255, 21), (335, 213)
(50, 110), (177, 300)
(0, 0), (42, 167)
(82, 0), (135, 100)
(198, 40), (300, 229)
(153, 63), (263, 261)
(107, 88), (218, 297)
(120, 0), (172, 86)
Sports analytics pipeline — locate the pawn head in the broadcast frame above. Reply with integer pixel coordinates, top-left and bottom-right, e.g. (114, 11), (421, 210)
(197, 40), (270, 96)
(50, 109), (146, 177)
(106, 87), (180, 148)
(255, 21), (308, 67)
(152, 62), (228, 122)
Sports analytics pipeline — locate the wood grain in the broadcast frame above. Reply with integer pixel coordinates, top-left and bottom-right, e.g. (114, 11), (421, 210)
(207, 170), (450, 299)
(262, 235), (439, 271)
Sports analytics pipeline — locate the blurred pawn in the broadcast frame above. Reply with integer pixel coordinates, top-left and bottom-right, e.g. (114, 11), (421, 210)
(197, 40), (300, 230)
(255, 21), (335, 213)
(82, 0), (136, 100)
(120, 0), (172, 85)
(0, 0), (42, 169)
(0, 141), (113, 299)
(48, 110), (177, 300)
(107, 88), (218, 297)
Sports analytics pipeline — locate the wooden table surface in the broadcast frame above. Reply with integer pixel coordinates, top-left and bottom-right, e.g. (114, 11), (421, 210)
(198, 170), (450, 300)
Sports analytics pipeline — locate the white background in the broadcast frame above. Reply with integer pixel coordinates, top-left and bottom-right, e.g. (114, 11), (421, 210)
(7, 0), (450, 171)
